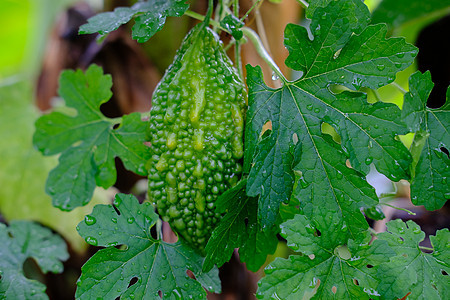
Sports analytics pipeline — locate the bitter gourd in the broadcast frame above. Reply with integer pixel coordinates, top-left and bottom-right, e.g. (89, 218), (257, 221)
(147, 23), (246, 251)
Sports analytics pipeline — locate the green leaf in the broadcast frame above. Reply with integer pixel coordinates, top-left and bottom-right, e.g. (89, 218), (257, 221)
(203, 180), (278, 272)
(376, 219), (450, 300)
(79, 0), (189, 43)
(33, 65), (151, 211)
(256, 214), (393, 299)
(75, 193), (220, 299)
(402, 71), (449, 210)
(220, 15), (244, 40)
(0, 221), (69, 299)
(245, 0), (416, 229)
(0, 80), (112, 253)
(371, 0), (450, 30)
(304, 0), (333, 18)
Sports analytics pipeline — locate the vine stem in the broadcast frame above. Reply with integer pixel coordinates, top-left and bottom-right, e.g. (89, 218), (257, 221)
(296, 0), (310, 8)
(240, 0), (263, 22)
(241, 27), (288, 83)
(380, 202), (416, 215)
(156, 218), (162, 240)
(184, 10), (286, 83)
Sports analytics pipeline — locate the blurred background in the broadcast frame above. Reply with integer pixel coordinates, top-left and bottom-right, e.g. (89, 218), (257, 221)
(0, 0), (449, 299)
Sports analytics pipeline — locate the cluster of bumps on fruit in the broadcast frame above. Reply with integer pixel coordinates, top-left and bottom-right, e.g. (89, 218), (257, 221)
(147, 23), (246, 252)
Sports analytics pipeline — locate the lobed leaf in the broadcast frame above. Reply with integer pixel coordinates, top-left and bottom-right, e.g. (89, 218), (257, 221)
(33, 65), (151, 211)
(75, 193), (220, 299)
(0, 221), (68, 299)
(401, 71), (449, 210)
(256, 214), (393, 299)
(203, 180), (278, 272)
(245, 0), (416, 229)
(376, 219), (450, 300)
(79, 0), (189, 42)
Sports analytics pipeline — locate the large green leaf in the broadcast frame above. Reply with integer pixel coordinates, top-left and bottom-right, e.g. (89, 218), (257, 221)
(244, 0), (416, 230)
(33, 65), (151, 211)
(372, 0), (450, 30)
(256, 214), (393, 299)
(79, 0), (189, 42)
(203, 180), (278, 272)
(76, 193), (220, 299)
(376, 220), (450, 300)
(402, 71), (449, 210)
(0, 80), (111, 252)
(0, 221), (68, 299)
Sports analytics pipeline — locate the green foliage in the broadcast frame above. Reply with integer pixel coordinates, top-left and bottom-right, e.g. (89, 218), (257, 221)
(146, 22), (246, 251)
(257, 214), (393, 299)
(0, 220), (68, 299)
(79, 0), (189, 42)
(376, 220), (449, 299)
(372, 0), (450, 30)
(21, 0), (450, 298)
(203, 180), (278, 272)
(75, 194), (220, 299)
(33, 65), (151, 211)
(0, 81), (111, 252)
(402, 71), (450, 210)
(245, 0), (416, 230)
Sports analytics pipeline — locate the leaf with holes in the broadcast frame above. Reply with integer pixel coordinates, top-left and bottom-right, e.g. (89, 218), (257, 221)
(256, 214), (393, 299)
(203, 180), (278, 273)
(376, 219), (450, 300)
(0, 221), (68, 300)
(244, 0), (416, 229)
(75, 193), (220, 299)
(79, 0), (189, 42)
(33, 65), (151, 211)
(402, 71), (449, 210)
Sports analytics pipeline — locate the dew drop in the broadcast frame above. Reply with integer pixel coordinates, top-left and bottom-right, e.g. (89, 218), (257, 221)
(127, 217), (135, 224)
(84, 215), (97, 226)
(111, 218), (117, 223)
(397, 237), (404, 244)
(271, 72), (279, 81)
(314, 108), (320, 113)
(306, 104), (313, 111)
(336, 171), (343, 179)
(377, 65), (385, 71)
(394, 63), (402, 68)
(396, 53), (405, 58)
(365, 157), (373, 165)
(85, 236), (98, 246)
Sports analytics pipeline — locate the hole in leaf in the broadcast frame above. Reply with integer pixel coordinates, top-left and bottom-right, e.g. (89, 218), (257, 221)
(7, 232), (13, 238)
(432, 284), (437, 290)
(315, 229), (321, 237)
(113, 123), (120, 130)
(321, 122), (341, 144)
(128, 277), (138, 287)
(442, 270), (448, 276)
(186, 269), (195, 279)
(112, 204), (121, 215)
(346, 159), (353, 168)
(292, 133), (299, 145)
(366, 264), (374, 269)
(353, 279), (359, 286)
(308, 254), (315, 260)
(260, 120), (272, 137)
(332, 286), (337, 294)
(150, 225), (158, 240)
(441, 147), (449, 159)
(244, 217), (249, 226)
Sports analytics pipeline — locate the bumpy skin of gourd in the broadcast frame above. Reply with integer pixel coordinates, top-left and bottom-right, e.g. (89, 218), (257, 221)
(147, 24), (246, 251)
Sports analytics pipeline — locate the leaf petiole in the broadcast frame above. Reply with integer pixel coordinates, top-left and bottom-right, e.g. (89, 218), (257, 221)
(380, 202), (416, 215)
(241, 27), (288, 83)
(296, 0), (310, 8)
